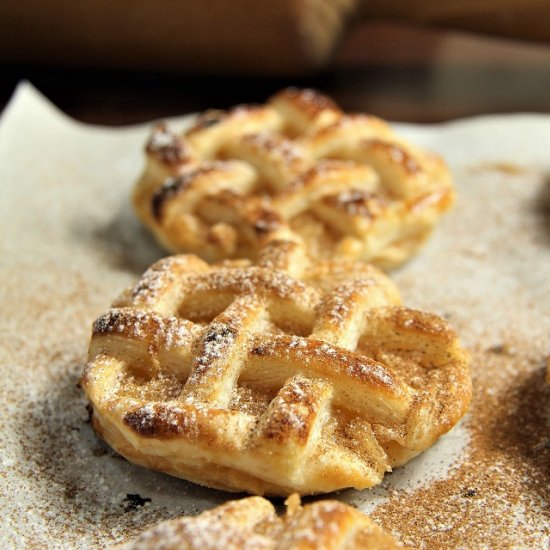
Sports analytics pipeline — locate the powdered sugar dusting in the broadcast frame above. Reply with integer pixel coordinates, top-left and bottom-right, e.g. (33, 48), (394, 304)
(146, 124), (189, 165)
(190, 322), (236, 381)
(327, 189), (387, 218)
(131, 257), (183, 305)
(192, 267), (318, 306)
(125, 514), (273, 550)
(242, 132), (307, 167)
(315, 279), (375, 325)
(94, 309), (197, 351)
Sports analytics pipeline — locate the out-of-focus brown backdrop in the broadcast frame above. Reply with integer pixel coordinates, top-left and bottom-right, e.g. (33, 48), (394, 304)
(1, 0), (549, 123)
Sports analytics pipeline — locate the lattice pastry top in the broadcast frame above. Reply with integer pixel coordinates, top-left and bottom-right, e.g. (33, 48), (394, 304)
(116, 494), (406, 549)
(81, 240), (471, 495)
(133, 88), (454, 268)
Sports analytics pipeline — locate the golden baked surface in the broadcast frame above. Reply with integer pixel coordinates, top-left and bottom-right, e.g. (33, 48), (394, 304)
(133, 88), (454, 268)
(117, 494), (406, 550)
(81, 240), (471, 495)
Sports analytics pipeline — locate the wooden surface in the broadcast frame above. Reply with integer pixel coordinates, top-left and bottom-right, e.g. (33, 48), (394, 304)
(1, 21), (549, 124)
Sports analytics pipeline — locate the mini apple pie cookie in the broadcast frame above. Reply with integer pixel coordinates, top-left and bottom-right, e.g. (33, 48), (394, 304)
(117, 494), (406, 549)
(134, 88), (454, 268)
(81, 240), (471, 495)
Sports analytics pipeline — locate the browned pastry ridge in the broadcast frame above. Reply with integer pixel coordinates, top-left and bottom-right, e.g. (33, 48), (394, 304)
(81, 240), (471, 496)
(133, 87), (454, 268)
(116, 494), (407, 550)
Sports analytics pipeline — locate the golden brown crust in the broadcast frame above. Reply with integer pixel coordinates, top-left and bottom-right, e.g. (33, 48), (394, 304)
(81, 240), (471, 496)
(115, 495), (407, 550)
(133, 88), (454, 268)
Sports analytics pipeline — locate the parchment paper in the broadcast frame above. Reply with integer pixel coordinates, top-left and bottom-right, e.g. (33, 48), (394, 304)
(1, 83), (548, 548)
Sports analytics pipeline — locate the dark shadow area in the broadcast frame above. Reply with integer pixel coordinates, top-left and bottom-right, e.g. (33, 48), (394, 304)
(3, 20), (550, 125)
(88, 202), (167, 275)
(0, 62), (330, 126)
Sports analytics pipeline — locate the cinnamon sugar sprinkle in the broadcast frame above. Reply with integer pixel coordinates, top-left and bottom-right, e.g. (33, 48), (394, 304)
(2, 87), (550, 548)
(368, 339), (550, 548)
